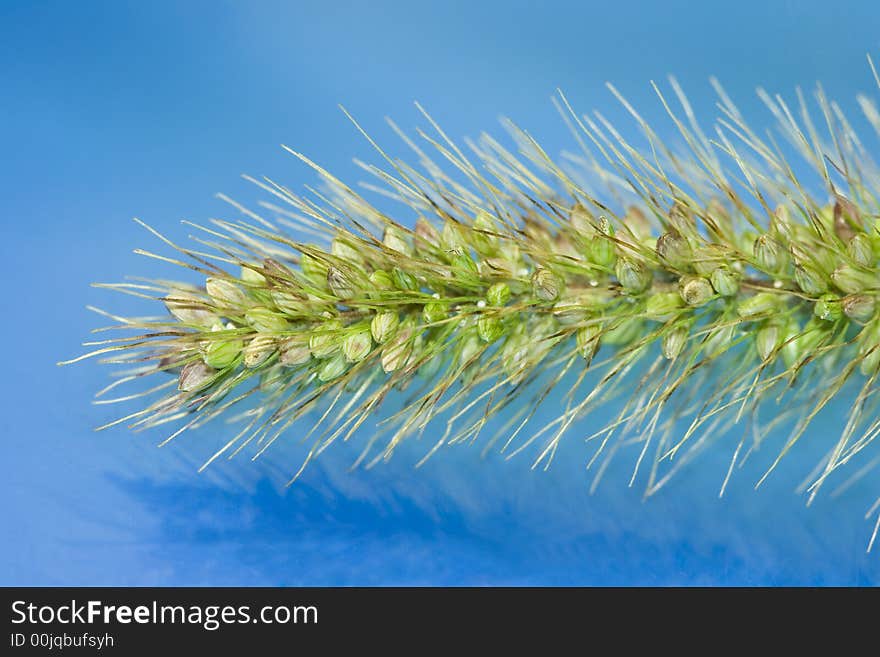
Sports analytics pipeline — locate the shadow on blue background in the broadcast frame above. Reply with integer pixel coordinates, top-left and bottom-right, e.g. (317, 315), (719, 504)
(2, 0), (880, 585)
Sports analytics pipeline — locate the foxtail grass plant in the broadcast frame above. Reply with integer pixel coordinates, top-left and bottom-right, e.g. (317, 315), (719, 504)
(65, 59), (880, 549)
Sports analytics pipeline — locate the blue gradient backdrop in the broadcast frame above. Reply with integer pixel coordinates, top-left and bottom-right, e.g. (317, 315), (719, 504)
(3, 0), (880, 585)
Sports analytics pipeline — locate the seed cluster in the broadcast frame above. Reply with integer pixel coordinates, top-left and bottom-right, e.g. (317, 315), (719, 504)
(164, 196), (880, 399)
(66, 72), (880, 546)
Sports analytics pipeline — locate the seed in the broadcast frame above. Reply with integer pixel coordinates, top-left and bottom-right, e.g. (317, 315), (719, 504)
(278, 337), (311, 366)
(737, 292), (778, 319)
(615, 258), (651, 293)
(383, 225), (413, 256)
(478, 316), (504, 343)
(576, 324), (602, 360)
(245, 307), (289, 333)
(656, 230), (691, 267)
(381, 328), (413, 373)
(569, 202), (594, 236)
(771, 204), (794, 241)
(309, 319), (343, 359)
(603, 317), (643, 346)
(814, 294), (843, 322)
(487, 282), (511, 307)
(645, 291), (684, 321)
(793, 262), (828, 295)
(327, 266), (358, 299)
(342, 326), (373, 362)
(300, 252), (328, 285)
(781, 320), (825, 369)
(441, 220), (464, 250)
(392, 267), (419, 291)
(178, 360), (218, 393)
(422, 302), (448, 324)
(679, 276), (714, 307)
(370, 311), (399, 344)
(414, 217), (441, 250)
(755, 321), (782, 361)
(450, 251), (479, 279)
(165, 290), (217, 327)
(831, 264), (875, 294)
(270, 289), (305, 315)
(661, 323), (689, 360)
(203, 335), (242, 369)
(206, 277), (249, 308)
(834, 195), (861, 242)
(458, 331), (482, 365)
(243, 335), (276, 369)
(369, 269), (393, 290)
(532, 268), (563, 302)
(847, 233), (874, 267)
(753, 234), (785, 272)
(842, 294), (876, 324)
(710, 267), (739, 297)
(318, 354), (348, 382)
(858, 320), (880, 376)
(240, 265), (267, 286)
(331, 236), (363, 264)
(589, 216), (616, 266)
(702, 323), (736, 358)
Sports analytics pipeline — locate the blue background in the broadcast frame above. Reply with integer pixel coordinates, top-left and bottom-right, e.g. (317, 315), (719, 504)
(3, 0), (880, 585)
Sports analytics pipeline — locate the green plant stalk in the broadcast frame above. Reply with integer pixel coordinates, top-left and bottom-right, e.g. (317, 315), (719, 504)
(64, 61), (880, 549)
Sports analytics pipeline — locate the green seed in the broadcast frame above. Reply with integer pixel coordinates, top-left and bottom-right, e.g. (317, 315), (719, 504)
(392, 267), (419, 291)
(299, 252), (327, 285)
(383, 225), (413, 256)
(203, 336), (242, 369)
(755, 321), (782, 361)
(478, 316), (504, 343)
(369, 269), (393, 290)
(661, 323), (689, 360)
(615, 258), (651, 293)
(240, 265), (267, 286)
(370, 311), (399, 344)
(737, 292), (778, 319)
(487, 282), (511, 307)
(832, 264), (876, 294)
(309, 319), (344, 358)
(710, 266), (739, 297)
(327, 266), (358, 299)
(589, 217), (616, 266)
(422, 302), (448, 324)
(847, 233), (874, 267)
(245, 307), (289, 333)
(318, 354), (348, 382)
(679, 276), (714, 307)
(532, 268), (563, 302)
(814, 294), (843, 322)
(793, 263), (828, 295)
(342, 326), (373, 362)
(753, 234), (785, 272)
(270, 289), (305, 315)
(331, 237), (363, 264)
(645, 291), (684, 321)
(603, 317), (643, 346)
(576, 324), (602, 360)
